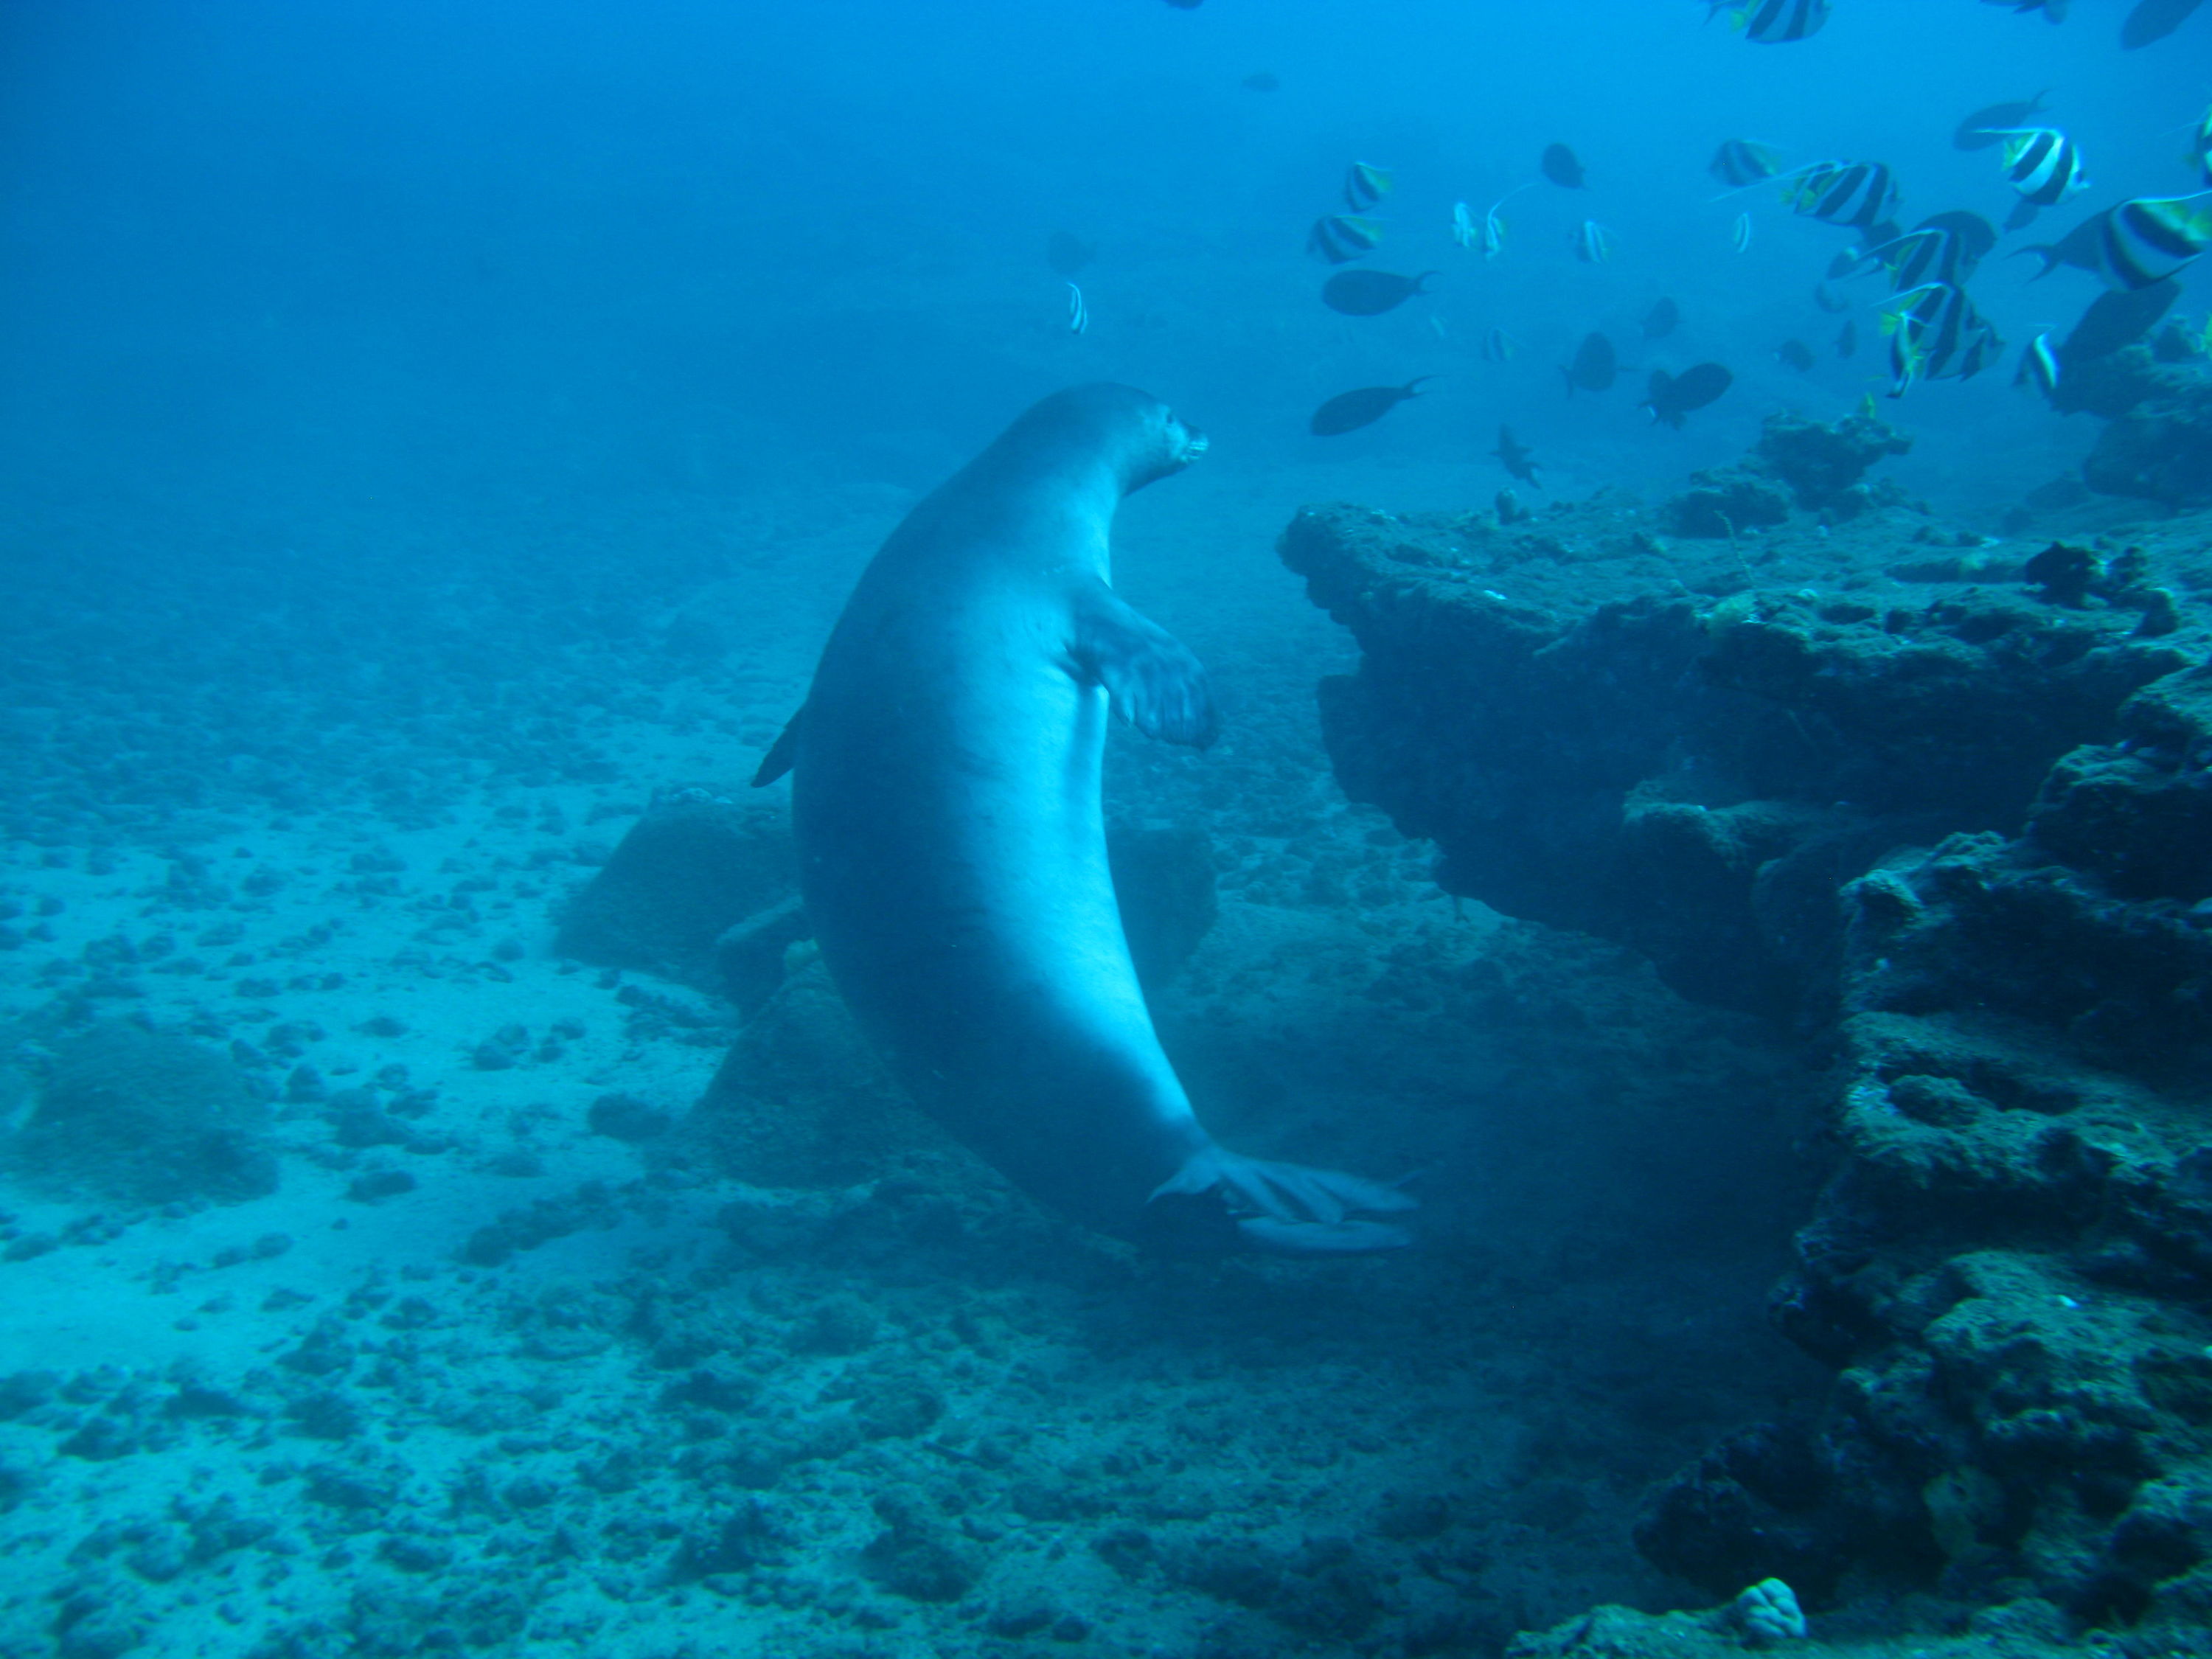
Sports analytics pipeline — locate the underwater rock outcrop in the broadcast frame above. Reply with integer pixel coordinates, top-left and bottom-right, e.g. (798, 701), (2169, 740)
(2083, 376), (2212, 510)
(1658, 412), (1913, 539)
(552, 784), (795, 994)
(1289, 427), (2212, 1640)
(2066, 330), (2212, 509)
(3, 1020), (276, 1205)
(1279, 475), (2191, 1016)
(1637, 654), (2212, 1635)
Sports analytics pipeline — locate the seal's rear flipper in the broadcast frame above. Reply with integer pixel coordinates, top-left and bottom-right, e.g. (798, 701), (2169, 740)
(1073, 582), (1219, 748)
(1151, 1146), (1415, 1254)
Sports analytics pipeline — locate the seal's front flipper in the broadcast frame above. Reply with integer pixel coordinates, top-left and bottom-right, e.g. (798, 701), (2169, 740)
(1072, 582), (1218, 748)
(751, 704), (804, 787)
(1151, 1146), (1416, 1254)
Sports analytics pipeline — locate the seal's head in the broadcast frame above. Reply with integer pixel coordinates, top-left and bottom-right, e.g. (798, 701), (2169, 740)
(992, 383), (1206, 497)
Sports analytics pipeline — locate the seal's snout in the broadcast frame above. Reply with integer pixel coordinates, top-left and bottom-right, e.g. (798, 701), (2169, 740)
(1172, 422), (1208, 467)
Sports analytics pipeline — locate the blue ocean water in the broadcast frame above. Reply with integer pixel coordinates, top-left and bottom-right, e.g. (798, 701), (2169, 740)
(1, 3), (2209, 1656)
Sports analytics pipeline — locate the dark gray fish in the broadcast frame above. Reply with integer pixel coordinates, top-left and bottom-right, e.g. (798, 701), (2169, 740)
(1493, 425), (1542, 485)
(2121, 0), (2204, 46)
(1776, 338), (1817, 371)
(1982, 0), (2069, 19)
(1837, 320), (1859, 358)
(1643, 363), (1733, 428)
(2005, 197), (2043, 232)
(2060, 278), (2182, 362)
(1310, 378), (1431, 436)
(1916, 211), (1997, 276)
(1163, 0), (1203, 8)
(1542, 143), (1587, 188)
(1240, 71), (1280, 92)
(1562, 331), (1617, 393)
(1047, 231), (1094, 276)
(2013, 208), (2108, 279)
(1954, 91), (2048, 151)
(1321, 269), (1436, 316)
(1642, 298), (1681, 339)
(1813, 282), (1849, 313)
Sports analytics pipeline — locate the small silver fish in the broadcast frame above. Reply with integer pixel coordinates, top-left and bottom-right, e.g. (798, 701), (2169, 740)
(1572, 220), (1613, 262)
(2017, 331), (2061, 399)
(1484, 184), (1529, 262)
(1066, 282), (1088, 335)
(1733, 212), (1753, 253)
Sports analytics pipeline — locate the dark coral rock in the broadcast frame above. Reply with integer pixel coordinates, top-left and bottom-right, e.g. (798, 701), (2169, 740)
(1659, 473), (1791, 540)
(1753, 411), (1913, 512)
(552, 785), (795, 990)
(1291, 451), (2212, 1639)
(7, 1021), (276, 1204)
(1279, 497), (2187, 1016)
(2029, 661), (2212, 904)
(1658, 412), (1912, 538)
(861, 1496), (981, 1603)
(1105, 818), (1217, 993)
(2083, 368), (2212, 509)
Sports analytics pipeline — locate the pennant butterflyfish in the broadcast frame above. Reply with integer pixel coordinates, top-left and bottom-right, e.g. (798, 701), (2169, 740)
(1711, 139), (1785, 189)
(1307, 214), (1385, 264)
(1986, 128), (2090, 206)
(1731, 0), (1832, 42)
(1343, 162), (1394, 212)
(1783, 160), (1902, 231)
(2018, 193), (2212, 291)
(1571, 220), (1614, 263)
(1881, 281), (2002, 397)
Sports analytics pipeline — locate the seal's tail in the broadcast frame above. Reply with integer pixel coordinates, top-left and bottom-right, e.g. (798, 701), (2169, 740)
(1152, 1147), (1416, 1253)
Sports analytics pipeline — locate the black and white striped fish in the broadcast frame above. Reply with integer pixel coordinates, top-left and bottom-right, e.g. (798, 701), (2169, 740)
(1065, 282), (1088, 336)
(1989, 128), (2090, 206)
(1307, 214), (1385, 264)
(1710, 139), (1784, 188)
(1852, 212), (1996, 291)
(1881, 281), (2001, 396)
(2019, 193), (2212, 290)
(1730, 0), (1832, 42)
(1784, 160), (1900, 230)
(1343, 161), (1393, 212)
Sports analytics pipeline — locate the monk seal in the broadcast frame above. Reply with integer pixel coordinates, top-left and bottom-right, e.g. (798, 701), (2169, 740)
(754, 383), (1411, 1253)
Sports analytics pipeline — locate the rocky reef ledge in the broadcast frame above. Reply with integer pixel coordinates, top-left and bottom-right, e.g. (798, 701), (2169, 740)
(1283, 414), (2212, 1645)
